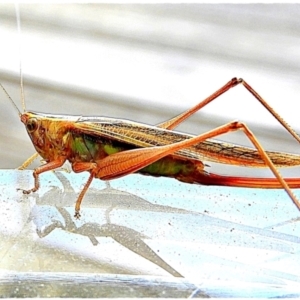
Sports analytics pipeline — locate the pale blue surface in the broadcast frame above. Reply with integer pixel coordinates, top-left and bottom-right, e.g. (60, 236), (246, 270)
(0, 169), (299, 297)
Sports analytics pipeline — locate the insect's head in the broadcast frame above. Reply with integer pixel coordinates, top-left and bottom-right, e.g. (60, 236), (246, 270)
(20, 112), (46, 147)
(20, 112), (38, 132)
(20, 111), (69, 135)
(20, 111), (73, 161)
(20, 112), (48, 150)
(20, 111), (66, 131)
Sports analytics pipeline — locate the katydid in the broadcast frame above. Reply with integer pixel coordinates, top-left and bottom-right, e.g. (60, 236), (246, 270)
(2, 77), (300, 218)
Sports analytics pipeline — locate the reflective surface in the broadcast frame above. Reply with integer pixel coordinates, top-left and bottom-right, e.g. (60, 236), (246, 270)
(0, 170), (299, 297)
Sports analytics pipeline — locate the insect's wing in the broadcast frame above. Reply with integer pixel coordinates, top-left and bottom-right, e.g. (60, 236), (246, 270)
(72, 117), (197, 180)
(74, 117), (300, 168)
(75, 117), (201, 158)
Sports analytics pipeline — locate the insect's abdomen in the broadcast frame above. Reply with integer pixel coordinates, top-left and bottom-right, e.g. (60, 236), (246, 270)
(140, 156), (206, 184)
(68, 131), (207, 183)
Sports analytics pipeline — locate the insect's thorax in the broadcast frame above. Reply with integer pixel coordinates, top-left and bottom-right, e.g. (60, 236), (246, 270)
(67, 131), (128, 164)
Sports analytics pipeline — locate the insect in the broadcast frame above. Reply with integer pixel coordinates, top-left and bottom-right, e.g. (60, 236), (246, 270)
(2, 76), (300, 219)
(2, 6), (300, 219)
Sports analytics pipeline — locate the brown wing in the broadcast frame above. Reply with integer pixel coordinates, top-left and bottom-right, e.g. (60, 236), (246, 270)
(74, 116), (300, 168)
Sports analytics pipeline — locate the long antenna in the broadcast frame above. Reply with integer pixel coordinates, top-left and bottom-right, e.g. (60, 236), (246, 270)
(0, 83), (21, 116)
(15, 4), (26, 112)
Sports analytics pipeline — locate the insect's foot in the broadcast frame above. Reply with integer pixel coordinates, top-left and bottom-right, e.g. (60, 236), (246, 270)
(17, 188), (32, 194)
(22, 190), (32, 195)
(74, 211), (81, 219)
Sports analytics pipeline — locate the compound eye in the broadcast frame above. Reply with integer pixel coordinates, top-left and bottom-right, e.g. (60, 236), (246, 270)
(26, 118), (38, 132)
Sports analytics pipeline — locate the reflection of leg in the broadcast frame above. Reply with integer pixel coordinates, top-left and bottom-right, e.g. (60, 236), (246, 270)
(88, 236), (99, 246)
(54, 171), (74, 192)
(108, 223), (183, 277)
(56, 207), (76, 231)
(55, 207), (99, 245)
(36, 220), (64, 238)
(105, 206), (114, 224)
(264, 216), (300, 230)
